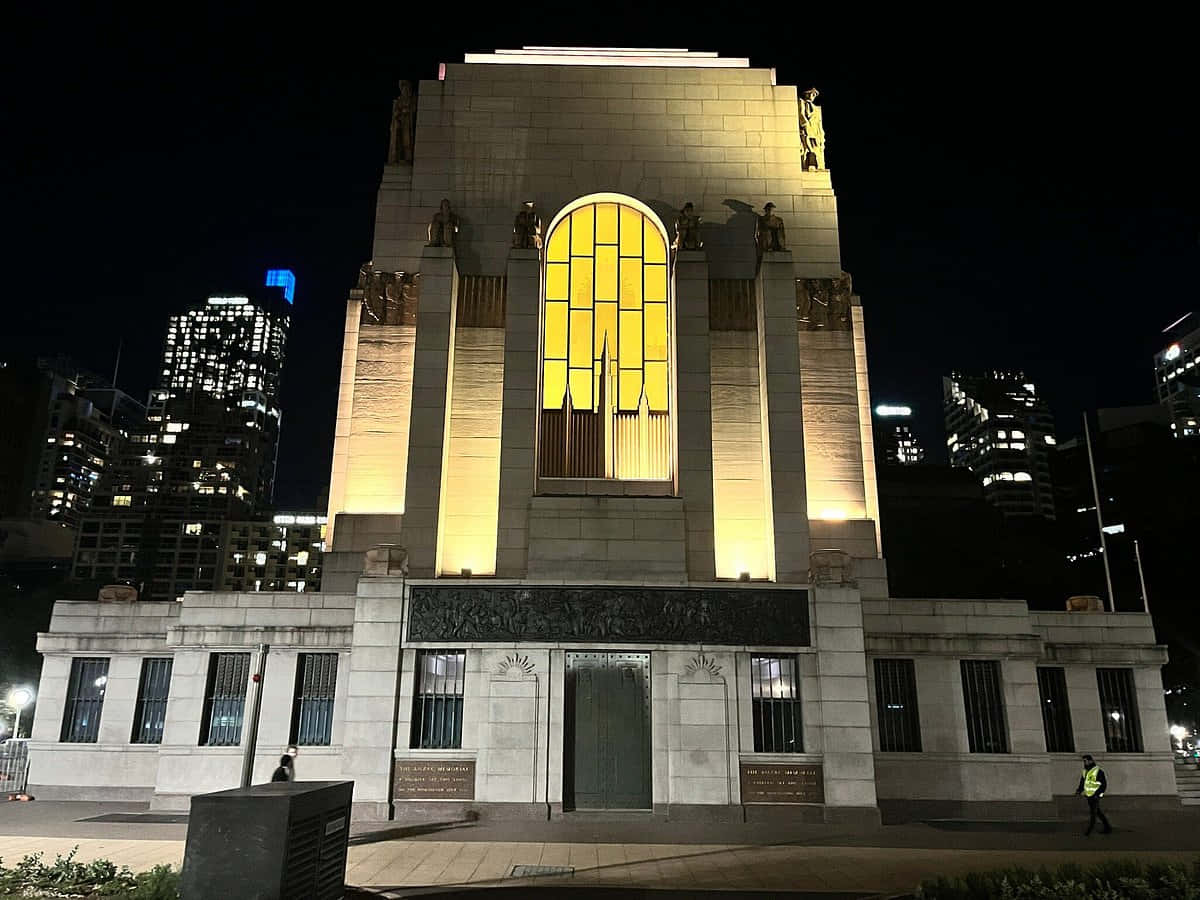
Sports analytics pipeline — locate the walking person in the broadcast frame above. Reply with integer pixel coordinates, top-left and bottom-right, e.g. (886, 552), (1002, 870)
(1075, 753), (1112, 835)
(270, 754), (294, 783)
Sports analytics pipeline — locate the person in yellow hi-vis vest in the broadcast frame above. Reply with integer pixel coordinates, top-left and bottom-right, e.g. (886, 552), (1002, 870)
(1075, 754), (1112, 835)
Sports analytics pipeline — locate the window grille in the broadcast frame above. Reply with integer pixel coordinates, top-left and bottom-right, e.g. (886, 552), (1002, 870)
(960, 659), (1008, 753)
(874, 658), (922, 752)
(410, 650), (466, 749)
(1036, 666), (1074, 753)
(1097, 667), (1143, 752)
(291, 653), (337, 746)
(750, 655), (803, 753)
(61, 658), (109, 743)
(199, 652), (251, 746)
(131, 657), (173, 744)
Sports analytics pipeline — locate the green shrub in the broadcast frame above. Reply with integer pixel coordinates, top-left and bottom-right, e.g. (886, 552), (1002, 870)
(0, 849), (179, 899)
(917, 856), (1200, 900)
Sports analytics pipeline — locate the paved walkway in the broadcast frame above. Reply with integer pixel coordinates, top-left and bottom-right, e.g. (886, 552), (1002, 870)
(2, 803), (1199, 896)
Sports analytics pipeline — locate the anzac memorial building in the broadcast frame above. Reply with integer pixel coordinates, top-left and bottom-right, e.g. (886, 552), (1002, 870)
(27, 48), (1179, 824)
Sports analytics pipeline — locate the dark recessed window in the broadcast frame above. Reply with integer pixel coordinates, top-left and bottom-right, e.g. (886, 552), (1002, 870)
(960, 659), (1008, 753)
(410, 650), (465, 749)
(199, 652), (250, 747)
(874, 658), (921, 752)
(131, 657), (173, 744)
(1036, 666), (1074, 753)
(61, 658), (110, 743)
(291, 653), (337, 747)
(1097, 667), (1143, 753)
(750, 655), (803, 753)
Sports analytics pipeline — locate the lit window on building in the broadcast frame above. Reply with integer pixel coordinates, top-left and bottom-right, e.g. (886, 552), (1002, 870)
(749, 655), (803, 752)
(113, 495), (132, 506)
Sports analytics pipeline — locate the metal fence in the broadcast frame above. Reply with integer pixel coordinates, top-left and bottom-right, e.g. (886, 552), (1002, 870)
(0, 741), (29, 794)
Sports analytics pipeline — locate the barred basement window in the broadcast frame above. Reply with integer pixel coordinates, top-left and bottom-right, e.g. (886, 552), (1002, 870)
(750, 656), (803, 753)
(874, 658), (922, 752)
(960, 659), (1008, 753)
(410, 650), (466, 749)
(199, 652), (251, 747)
(60, 658), (109, 743)
(131, 657), (173, 744)
(1036, 666), (1074, 753)
(1097, 667), (1143, 752)
(291, 653), (337, 746)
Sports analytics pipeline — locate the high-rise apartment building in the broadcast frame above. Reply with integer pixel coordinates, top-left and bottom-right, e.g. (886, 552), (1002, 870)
(1155, 314), (1200, 438)
(216, 512), (326, 593)
(872, 403), (926, 466)
(74, 274), (293, 599)
(943, 371), (1056, 519)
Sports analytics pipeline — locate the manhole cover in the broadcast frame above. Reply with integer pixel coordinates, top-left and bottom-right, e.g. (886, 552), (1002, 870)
(510, 864), (574, 878)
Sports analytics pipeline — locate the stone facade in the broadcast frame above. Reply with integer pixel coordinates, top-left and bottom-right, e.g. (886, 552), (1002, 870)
(27, 49), (1177, 824)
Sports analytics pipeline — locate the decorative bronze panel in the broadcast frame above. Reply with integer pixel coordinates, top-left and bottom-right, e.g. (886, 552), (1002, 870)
(407, 585), (809, 646)
(457, 275), (507, 328)
(393, 759), (476, 800)
(739, 762), (824, 804)
(709, 279), (756, 331)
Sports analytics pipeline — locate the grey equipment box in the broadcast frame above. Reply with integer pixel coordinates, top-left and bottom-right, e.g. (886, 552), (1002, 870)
(181, 781), (353, 900)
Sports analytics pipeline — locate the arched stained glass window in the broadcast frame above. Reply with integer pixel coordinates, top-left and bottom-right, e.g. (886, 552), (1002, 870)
(539, 197), (672, 481)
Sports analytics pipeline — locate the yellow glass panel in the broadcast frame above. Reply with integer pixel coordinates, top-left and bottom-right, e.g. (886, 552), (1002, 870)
(543, 360), (567, 409)
(645, 361), (668, 411)
(569, 309), (592, 368)
(570, 262), (593, 309)
(545, 263), (568, 301)
(547, 222), (569, 262)
(619, 370), (643, 411)
(569, 368), (593, 411)
(619, 257), (642, 309)
(643, 220), (666, 263)
(645, 303), (668, 361)
(570, 206), (594, 257)
(594, 302), (617, 360)
(619, 205), (642, 256)
(595, 246), (618, 301)
(544, 302), (567, 359)
(596, 203), (618, 243)
(644, 264), (667, 302)
(619, 309), (642, 370)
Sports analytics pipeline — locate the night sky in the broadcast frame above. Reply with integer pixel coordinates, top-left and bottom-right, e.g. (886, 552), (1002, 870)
(5, 10), (1196, 508)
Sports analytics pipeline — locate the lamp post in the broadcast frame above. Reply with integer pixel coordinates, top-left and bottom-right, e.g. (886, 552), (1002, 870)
(8, 688), (34, 740)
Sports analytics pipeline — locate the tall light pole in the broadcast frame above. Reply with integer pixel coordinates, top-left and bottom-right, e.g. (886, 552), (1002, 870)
(8, 688), (34, 740)
(1083, 412), (1116, 612)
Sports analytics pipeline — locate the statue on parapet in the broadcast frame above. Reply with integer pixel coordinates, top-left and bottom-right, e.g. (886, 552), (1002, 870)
(427, 198), (459, 250)
(387, 81), (415, 164)
(673, 202), (703, 251)
(512, 201), (542, 250)
(799, 87), (826, 171)
(755, 202), (787, 255)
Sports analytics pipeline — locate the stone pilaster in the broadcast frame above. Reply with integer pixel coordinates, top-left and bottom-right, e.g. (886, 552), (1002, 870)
(673, 250), (716, 581)
(756, 252), (810, 582)
(401, 246), (458, 576)
(495, 248), (540, 577)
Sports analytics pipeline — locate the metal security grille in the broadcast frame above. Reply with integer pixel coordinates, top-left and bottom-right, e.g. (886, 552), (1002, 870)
(410, 650), (466, 749)
(292, 653), (338, 746)
(131, 657), (173, 744)
(874, 658), (922, 752)
(750, 656), (803, 753)
(61, 658), (110, 743)
(1097, 667), (1143, 752)
(1036, 666), (1074, 753)
(200, 652), (251, 747)
(960, 659), (1008, 753)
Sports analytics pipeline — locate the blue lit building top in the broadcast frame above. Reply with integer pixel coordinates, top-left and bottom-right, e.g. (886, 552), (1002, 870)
(265, 269), (296, 304)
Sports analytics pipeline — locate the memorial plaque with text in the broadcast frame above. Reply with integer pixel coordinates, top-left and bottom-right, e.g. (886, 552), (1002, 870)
(394, 759), (476, 800)
(739, 762), (824, 804)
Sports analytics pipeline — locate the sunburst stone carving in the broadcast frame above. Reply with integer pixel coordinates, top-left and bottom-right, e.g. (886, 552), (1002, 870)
(496, 652), (535, 676)
(685, 653), (723, 678)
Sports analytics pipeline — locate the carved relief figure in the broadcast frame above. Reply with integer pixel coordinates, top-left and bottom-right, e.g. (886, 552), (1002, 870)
(799, 87), (826, 171)
(427, 198), (459, 249)
(512, 201), (542, 250)
(387, 81), (415, 165)
(829, 270), (853, 330)
(755, 202), (787, 255)
(673, 202), (703, 251)
(358, 262), (420, 325)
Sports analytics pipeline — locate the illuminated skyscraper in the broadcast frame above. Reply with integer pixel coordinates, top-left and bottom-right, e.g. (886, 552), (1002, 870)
(943, 371), (1056, 519)
(1154, 314), (1200, 438)
(872, 403), (926, 466)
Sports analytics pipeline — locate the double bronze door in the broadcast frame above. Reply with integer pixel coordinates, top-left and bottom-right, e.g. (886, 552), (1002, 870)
(564, 652), (651, 810)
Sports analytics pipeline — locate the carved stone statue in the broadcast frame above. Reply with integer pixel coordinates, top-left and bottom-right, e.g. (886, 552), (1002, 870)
(796, 272), (852, 331)
(387, 81), (415, 165)
(799, 87), (826, 171)
(512, 201), (542, 250)
(427, 198), (459, 249)
(673, 202), (703, 251)
(358, 262), (420, 325)
(755, 202), (787, 254)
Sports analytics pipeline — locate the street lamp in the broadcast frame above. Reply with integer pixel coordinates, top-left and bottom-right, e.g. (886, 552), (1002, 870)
(7, 688), (34, 740)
